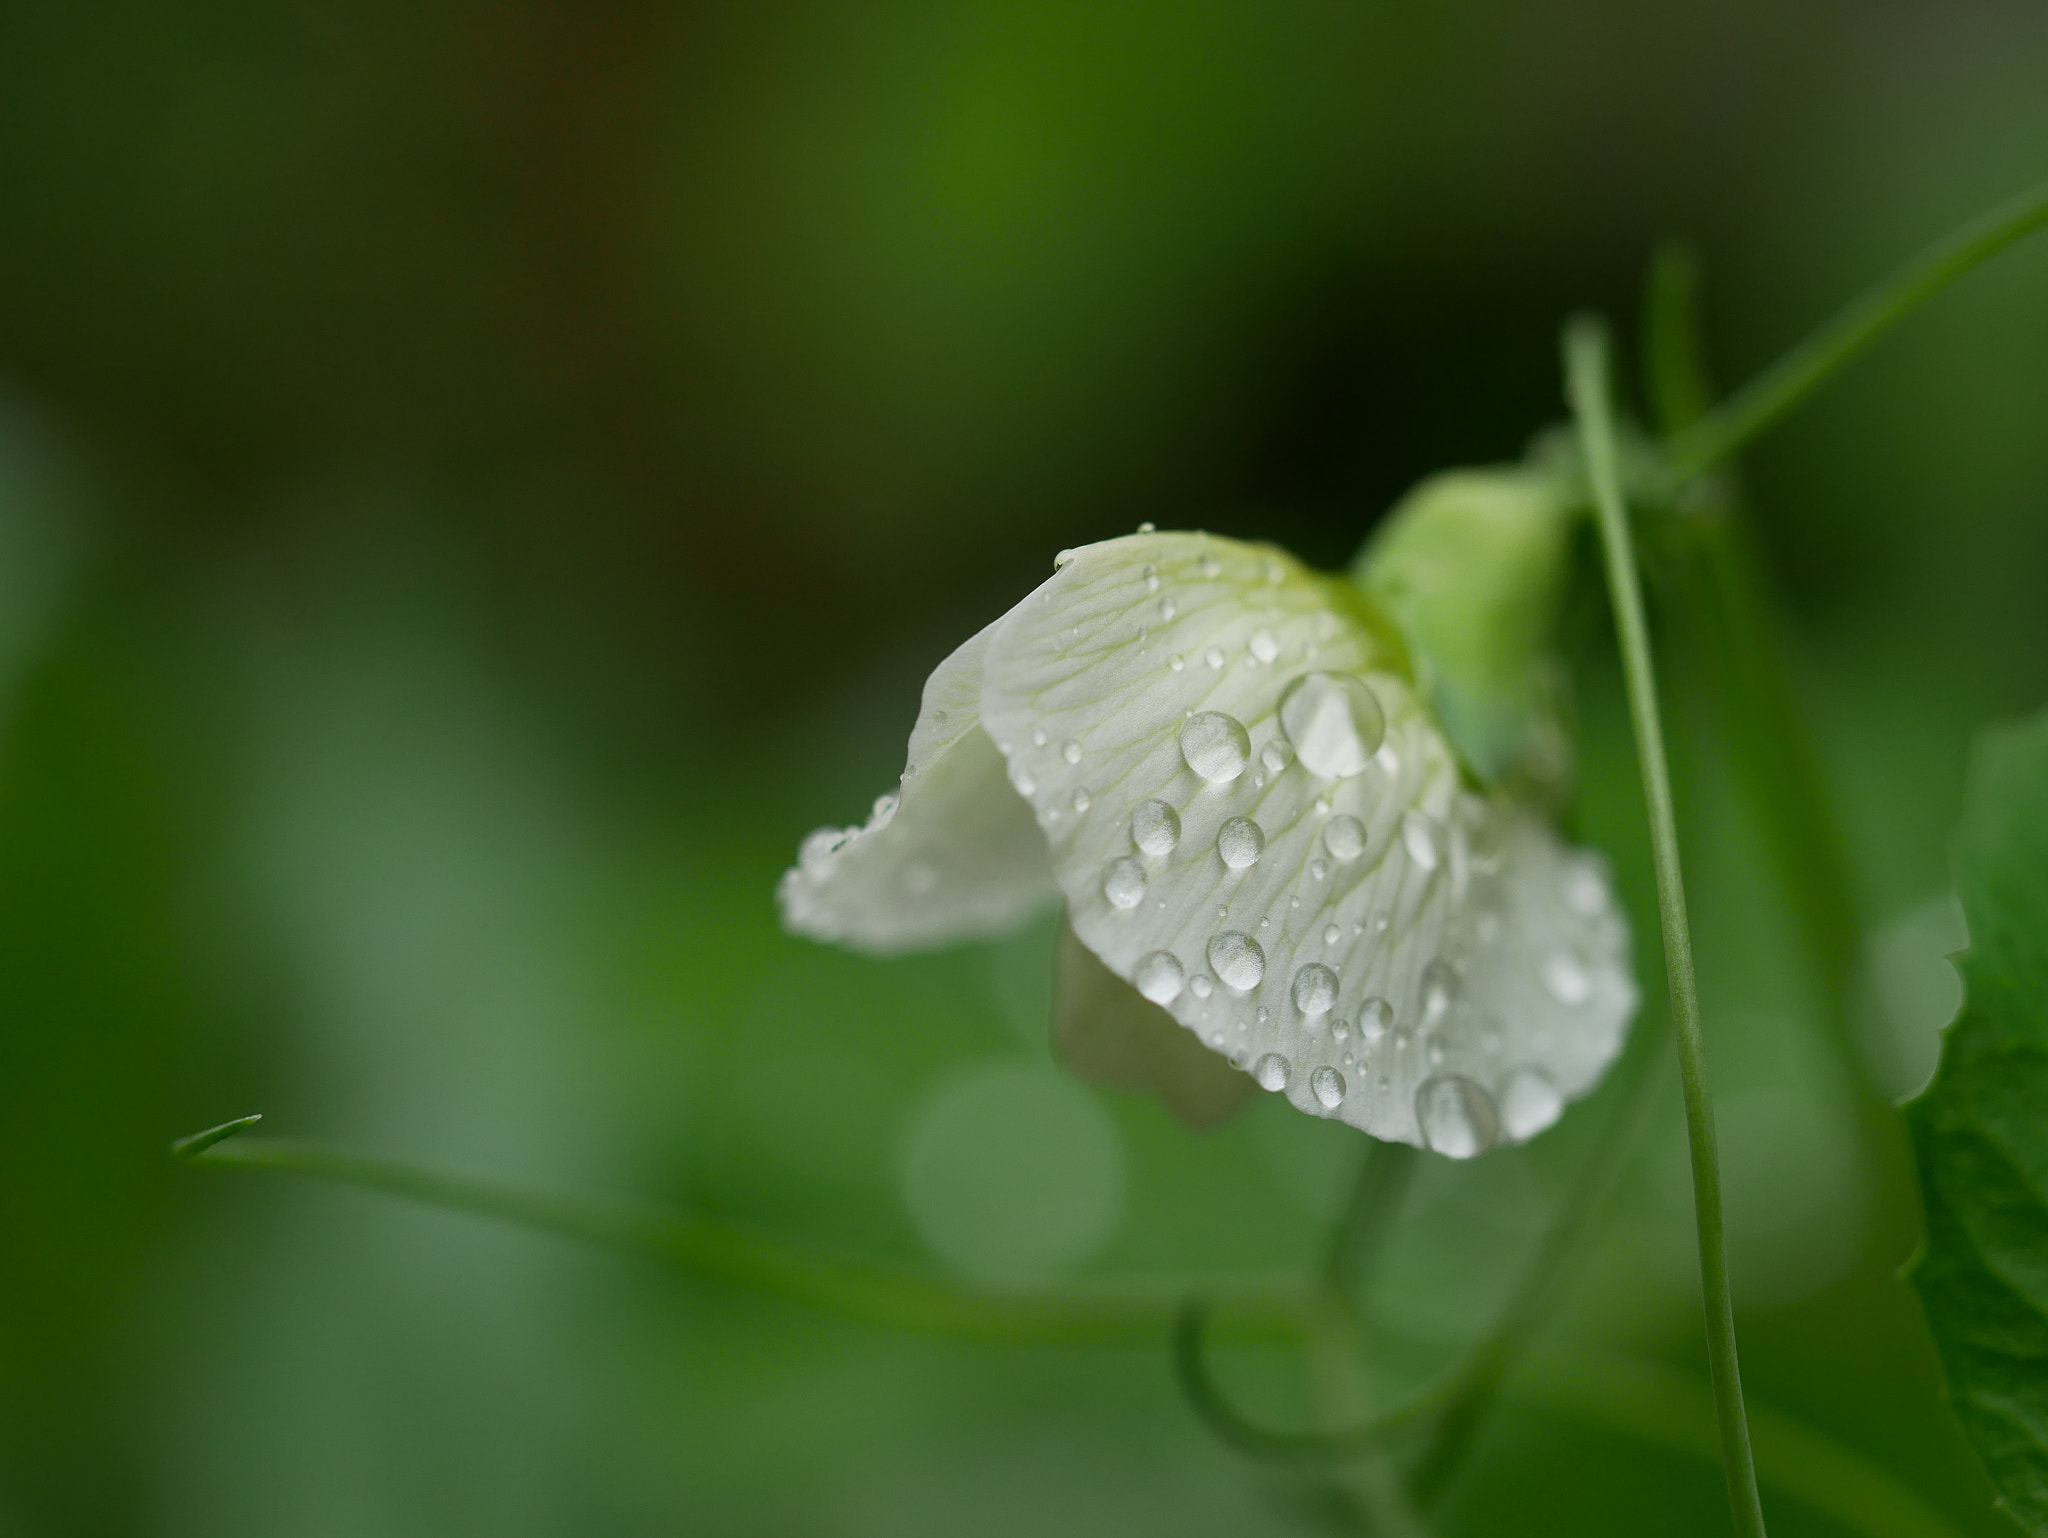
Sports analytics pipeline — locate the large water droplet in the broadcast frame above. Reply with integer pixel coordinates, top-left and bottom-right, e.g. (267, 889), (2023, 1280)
(1252, 1053), (1290, 1092)
(1131, 798), (1181, 855)
(1416, 1074), (1499, 1159)
(1103, 858), (1147, 910)
(1217, 816), (1265, 869)
(1540, 951), (1593, 1006)
(1311, 1065), (1347, 1110)
(1207, 931), (1265, 991)
(1359, 991), (1392, 1040)
(1180, 712), (1251, 782)
(1420, 957), (1460, 1023)
(1400, 809), (1442, 870)
(1323, 814), (1366, 861)
(1134, 950), (1185, 1005)
(1500, 1068), (1564, 1140)
(1277, 672), (1386, 778)
(1249, 628), (1280, 663)
(1291, 963), (1339, 1016)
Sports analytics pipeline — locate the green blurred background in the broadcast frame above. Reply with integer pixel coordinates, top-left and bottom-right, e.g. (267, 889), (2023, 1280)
(2, 1), (2045, 1533)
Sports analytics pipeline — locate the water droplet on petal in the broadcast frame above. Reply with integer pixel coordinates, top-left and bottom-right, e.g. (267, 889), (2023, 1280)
(1253, 1053), (1290, 1091)
(1134, 950), (1185, 1004)
(1541, 951), (1593, 1005)
(1323, 814), (1366, 861)
(1190, 974), (1213, 999)
(872, 792), (900, 824)
(1311, 1065), (1347, 1109)
(1031, 727), (1048, 747)
(1500, 1068), (1564, 1140)
(1199, 555), (1222, 579)
(1359, 997), (1393, 1040)
(1217, 816), (1265, 869)
(1011, 765), (1037, 797)
(1180, 712), (1251, 782)
(1260, 740), (1292, 775)
(1131, 798), (1181, 855)
(1322, 923), (1340, 946)
(1277, 672), (1386, 778)
(1291, 963), (1339, 1016)
(1159, 596), (1178, 622)
(1071, 787), (1091, 813)
(1207, 931), (1265, 991)
(1103, 858), (1147, 910)
(1060, 737), (1083, 765)
(1400, 809), (1442, 870)
(1169, 653), (1184, 671)
(1204, 645), (1225, 670)
(1309, 859), (1328, 880)
(1420, 958), (1459, 1023)
(1416, 1074), (1499, 1159)
(1249, 628), (1280, 663)
(1137, 521), (1156, 533)
(1143, 564), (1160, 593)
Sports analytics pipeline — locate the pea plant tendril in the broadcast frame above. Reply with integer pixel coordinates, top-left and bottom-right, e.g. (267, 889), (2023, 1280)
(174, 173), (2048, 1537)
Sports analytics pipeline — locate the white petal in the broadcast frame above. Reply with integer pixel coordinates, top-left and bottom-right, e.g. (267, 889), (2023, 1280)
(980, 533), (1635, 1152)
(778, 623), (1057, 952)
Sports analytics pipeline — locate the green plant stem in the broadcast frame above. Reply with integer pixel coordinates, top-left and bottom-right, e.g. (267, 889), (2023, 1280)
(176, 1124), (1300, 1345)
(1566, 318), (1768, 1538)
(1665, 176), (2048, 478)
(1305, 1286), (1432, 1538)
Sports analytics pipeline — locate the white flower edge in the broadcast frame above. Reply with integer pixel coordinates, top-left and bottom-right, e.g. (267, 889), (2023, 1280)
(782, 532), (1638, 1155)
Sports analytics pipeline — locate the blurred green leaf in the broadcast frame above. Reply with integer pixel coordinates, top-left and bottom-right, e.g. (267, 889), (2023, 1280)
(1907, 705), (2048, 1534)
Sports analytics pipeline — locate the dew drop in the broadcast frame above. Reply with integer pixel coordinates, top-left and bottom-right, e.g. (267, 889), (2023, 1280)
(1071, 787), (1091, 813)
(1416, 1074), (1500, 1159)
(1501, 1068), (1565, 1140)
(1323, 814), (1366, 861)
(1309, 859), (1328, 880)
(1137, 521), (1156, 533)
(1143, 564), (1161, 593)
(1031, 727), (1049, 747)
(1180, 712), (1251, 782)
(1190, 974), (1214, 999)
(1060, 737), (1082, 765)
(1291, 963), (1339, 1016)
(1311, 1065), (1347, 1110)
(1249, 628), (1280, 664)
(1134, 950), (1185, 1005)
(1427, 1039), (1446, 1066)
(1277, 672), (1386, 778)
(1159, 596), (1178, 621)
(1199, 555), (1222, 579)
(1131, 798), (1182, 855)
(872, 791), (900, 824)
(1252, 1053), (1290, 1091)
(1169, 654), (1185, 671)
(1256, 1005), (1271, 1025)
(1260, 740), (1292, 775)
(1323, 923), (1341, 946)
(1103, 857), (1147, 910)
(1400, 809), (1442, 870)
(1217, 816), (1265, 869)
(1011, 765), (1037, 797)
(1359, 997), (1393, 1040)
(1420, 958), (1460, 1023)
(1541, 951), (1593, 1006)
(1207, 931), (1266, 991)
(1204, 645), (1225, 670)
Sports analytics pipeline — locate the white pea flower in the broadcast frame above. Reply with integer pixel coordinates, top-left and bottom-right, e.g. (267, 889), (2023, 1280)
(779, 531), (1637, 1157)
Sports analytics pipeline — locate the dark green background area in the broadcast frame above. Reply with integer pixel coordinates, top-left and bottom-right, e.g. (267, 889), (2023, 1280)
(0, 2), (2044, 1533)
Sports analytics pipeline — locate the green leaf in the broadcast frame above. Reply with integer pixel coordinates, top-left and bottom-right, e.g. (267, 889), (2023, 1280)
(1907, 705), (2048, 1534)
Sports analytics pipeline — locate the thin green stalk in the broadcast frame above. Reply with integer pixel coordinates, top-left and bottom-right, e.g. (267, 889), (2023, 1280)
(1666, 176), (2048, 478)
(1566, 319), (1768, 1538)
(175, 1119), (1300, 1345)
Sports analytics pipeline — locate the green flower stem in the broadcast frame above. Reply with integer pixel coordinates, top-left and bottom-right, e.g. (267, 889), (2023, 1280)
(1665, 176), (2048, 478)
(1567, 318), (1768, 1538)
(175, 1122), (1301, 1346)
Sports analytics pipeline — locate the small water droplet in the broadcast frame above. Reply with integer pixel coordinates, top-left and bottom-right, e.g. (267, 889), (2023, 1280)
(1260, 740), (1292, 775)
(1169, 653), (1185, 671)
(1190, 974), (1214, 999)
(1256, 1005), (1271, 1025)
(1278, 672), (1387, 778)
(1134, 950), (1185, 1004)
(1180, 712), (1251, 782)
(1291, 963), (1339, 1016)
(1011, 765), (1037, 796)
(1143, 564), (1160, 592)
(1217, 816), (1265, 869)
(1332, 1018), (1351, 1041)
(1309, 859), (1329, 880)
(1311, 1065), (1347, 1109)
(1253, 1053), (1290, 1091)
(1416, 1074), (1500, 1159)
(872, 792), (900, 823)
(1359, 997), (1393, 1040)
(1501, 1068), (1564, 1140)
(1322, 923), (1341, 946)
(1289, 895), (1301, 909)
(1400, 810), (1442, 870)
(1137, 521), (1156, 533)
(1204, 645), (1225, 670)
(1323, 814), (1366, 861)
(1541, 951), (1593, 1005)
(1131, 798), (1181, 855)
(1427, 1039), (1446, 1066)
(1071, 787), (1091, 813)
(1207, 931), (1265, 991)
(1372, 912), (1391, 934)
(1199, 555), (1222, 579)
(1249, 628), (1280, 663)
(1061, 738), (1082, 765)
(1031, 727), (1049, 747)
(1420, 958), (1460, 1023)
(1159, 596), (1178, 621)
(1103, 858), (1147, 910)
